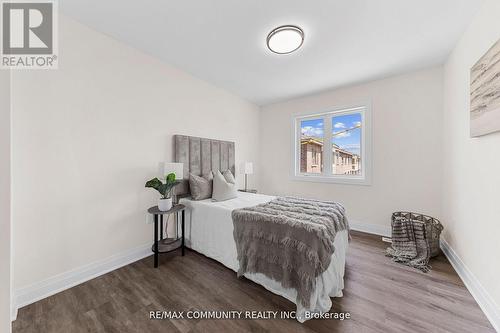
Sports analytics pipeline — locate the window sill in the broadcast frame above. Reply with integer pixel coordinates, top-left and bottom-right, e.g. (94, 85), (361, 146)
(291, 174), (371, 186)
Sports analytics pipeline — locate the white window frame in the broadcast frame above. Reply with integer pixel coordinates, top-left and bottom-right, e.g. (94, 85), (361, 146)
(291, 103), (372, 185)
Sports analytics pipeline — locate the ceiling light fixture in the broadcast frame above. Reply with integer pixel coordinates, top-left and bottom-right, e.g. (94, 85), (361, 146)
(266, 25), (304, 54)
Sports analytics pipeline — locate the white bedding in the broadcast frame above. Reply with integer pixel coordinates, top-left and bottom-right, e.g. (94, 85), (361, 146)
(179, 192), (348, 322)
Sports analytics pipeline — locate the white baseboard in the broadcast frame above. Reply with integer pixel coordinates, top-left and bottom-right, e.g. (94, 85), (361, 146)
(11, 303), (17, 322)
(11, 244), (151, 321)
(350, 221), (391, 237)
(440, 238), (500, 332)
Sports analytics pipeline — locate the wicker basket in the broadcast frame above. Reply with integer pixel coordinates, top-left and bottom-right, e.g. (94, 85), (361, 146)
(392, 212), (443, 258)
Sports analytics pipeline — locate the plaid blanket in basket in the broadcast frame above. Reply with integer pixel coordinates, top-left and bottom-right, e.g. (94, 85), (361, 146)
(386, 217), (431, 272)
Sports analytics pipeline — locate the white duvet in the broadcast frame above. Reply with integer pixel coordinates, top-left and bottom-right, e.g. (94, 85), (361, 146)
(179, 192), (348, 323)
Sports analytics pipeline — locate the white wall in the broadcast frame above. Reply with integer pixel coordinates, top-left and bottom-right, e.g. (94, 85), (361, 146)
(442, 0), (500, 327)
(260, 67), (443, 233)
(11, 16), (260, 291)
(1, 70), (12, 331)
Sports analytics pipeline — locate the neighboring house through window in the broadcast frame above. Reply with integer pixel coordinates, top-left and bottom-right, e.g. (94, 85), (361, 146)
(293, 104), (372, 185)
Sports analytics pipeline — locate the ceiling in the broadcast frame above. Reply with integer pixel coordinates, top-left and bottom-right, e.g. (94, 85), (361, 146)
(61, 0), (484, 106)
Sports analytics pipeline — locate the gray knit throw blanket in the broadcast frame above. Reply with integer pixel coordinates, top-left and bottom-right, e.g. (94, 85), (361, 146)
(386, 217), (431, 272)
(232, 197), (349, 308)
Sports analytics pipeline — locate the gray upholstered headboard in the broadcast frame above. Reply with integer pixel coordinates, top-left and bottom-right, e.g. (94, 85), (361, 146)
(174, 135), (235, 196)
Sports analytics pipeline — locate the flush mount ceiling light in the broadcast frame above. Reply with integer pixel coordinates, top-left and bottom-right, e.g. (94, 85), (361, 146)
(266, 25), (304, 54)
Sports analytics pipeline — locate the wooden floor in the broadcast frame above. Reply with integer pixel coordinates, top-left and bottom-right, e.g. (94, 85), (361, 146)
(13, 231), (494, 333)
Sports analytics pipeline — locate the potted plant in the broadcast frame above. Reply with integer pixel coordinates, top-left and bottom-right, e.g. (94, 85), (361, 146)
(145, 172), (182, 211)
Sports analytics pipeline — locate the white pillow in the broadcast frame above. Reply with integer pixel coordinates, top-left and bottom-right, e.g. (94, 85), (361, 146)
(212, 170), (238, 201)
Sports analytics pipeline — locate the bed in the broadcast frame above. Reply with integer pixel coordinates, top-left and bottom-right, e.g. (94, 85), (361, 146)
(174, 135), (348, 322)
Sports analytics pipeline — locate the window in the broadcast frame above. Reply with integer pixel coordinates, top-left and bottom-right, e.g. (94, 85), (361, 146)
(332, 112), (362, 176)
(293, 105), (371, 185)
(299, 118), (324, 174)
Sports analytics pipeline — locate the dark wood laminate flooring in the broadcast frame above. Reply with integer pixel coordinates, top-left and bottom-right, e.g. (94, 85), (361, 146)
(13, 231), (495, 333)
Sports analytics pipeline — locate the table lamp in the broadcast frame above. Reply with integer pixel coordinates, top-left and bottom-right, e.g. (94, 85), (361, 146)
(244, 162), (253, 191)
(158, 162), (184, 203)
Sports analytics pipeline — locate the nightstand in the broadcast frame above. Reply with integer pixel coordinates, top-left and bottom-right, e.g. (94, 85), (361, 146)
(238, 189), (257, 194)
(147, 204), (185, 268)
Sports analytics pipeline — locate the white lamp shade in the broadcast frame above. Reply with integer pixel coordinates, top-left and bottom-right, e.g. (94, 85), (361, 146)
(244, 162), (253, 175)
(159, 162), (184, 180)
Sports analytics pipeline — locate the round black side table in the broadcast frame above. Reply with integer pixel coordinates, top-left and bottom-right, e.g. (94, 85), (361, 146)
(147, 204), (185, 268)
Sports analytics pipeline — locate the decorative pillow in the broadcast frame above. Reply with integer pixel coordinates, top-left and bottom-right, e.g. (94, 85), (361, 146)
(189, 172), (213, 200)
(222, 169), (236, 184)
(212, 170), (238, 201)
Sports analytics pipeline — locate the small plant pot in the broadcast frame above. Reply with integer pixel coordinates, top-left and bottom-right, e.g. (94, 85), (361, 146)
(158, 198), (173, 211)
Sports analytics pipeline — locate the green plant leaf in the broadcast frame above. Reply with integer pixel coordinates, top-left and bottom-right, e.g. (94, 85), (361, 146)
(145, 178), (165, 197)
(166, 172), (176, 183)
(146, 176), (182, 199)
(145, 178), (162, 190)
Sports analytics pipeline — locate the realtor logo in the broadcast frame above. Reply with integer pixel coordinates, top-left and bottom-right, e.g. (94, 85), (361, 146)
(1, 0), (58, 69)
